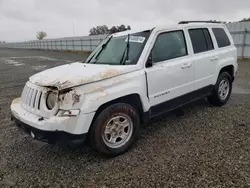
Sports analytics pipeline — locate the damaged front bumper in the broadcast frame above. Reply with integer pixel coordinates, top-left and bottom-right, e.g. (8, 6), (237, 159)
(10, 98), (89, 148)
(11, 115), (87, 147)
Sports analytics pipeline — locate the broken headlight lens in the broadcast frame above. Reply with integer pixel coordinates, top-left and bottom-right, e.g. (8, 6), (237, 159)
(57, 109), (80, 116)
(46, 91), (57, 110)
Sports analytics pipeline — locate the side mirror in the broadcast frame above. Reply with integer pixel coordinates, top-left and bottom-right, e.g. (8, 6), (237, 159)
(146, 52), (153, 68)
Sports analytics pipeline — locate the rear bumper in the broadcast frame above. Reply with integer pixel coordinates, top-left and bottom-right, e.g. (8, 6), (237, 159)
(11, 114), (87, 148)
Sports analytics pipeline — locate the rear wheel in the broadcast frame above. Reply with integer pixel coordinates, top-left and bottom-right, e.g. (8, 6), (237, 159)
(90, 103), (140, 156)
(207, 72), (232, 106)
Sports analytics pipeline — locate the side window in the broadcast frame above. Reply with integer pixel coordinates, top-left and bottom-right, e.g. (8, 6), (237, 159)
(152, 30), (187, 62)
(188, 28), (214, 54)
(212, 28), (231, 48)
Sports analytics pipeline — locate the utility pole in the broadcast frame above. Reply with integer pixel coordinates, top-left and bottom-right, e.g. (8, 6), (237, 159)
(72, 21), (75, 38)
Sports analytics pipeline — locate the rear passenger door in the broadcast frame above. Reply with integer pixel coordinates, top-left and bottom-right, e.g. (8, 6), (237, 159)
(188, 28), (217, 90)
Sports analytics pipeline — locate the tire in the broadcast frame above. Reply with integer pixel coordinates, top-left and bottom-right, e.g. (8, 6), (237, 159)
(207, 72), (232, 106)
(90, 103), (140, 156)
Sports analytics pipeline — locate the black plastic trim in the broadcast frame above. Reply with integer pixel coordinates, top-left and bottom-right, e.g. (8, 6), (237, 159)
(11, 115), (87, 148)
(150, 85), (214, 117)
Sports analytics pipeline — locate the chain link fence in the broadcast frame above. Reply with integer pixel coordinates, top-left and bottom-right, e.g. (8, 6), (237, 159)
(227, 22), (250, 59)
(0, 35), (107, 52)
(1, 23), (250, 58)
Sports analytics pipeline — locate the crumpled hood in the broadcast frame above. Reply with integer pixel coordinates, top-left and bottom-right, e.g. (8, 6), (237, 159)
(29, 62), (137, 90)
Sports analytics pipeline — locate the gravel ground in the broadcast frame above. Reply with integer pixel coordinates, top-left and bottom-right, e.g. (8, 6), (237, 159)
(0, 49), (249, 188)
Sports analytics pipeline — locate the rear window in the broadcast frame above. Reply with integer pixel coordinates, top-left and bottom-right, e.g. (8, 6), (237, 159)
(212, 28), (231, 48)
(188, 28), (214, 54)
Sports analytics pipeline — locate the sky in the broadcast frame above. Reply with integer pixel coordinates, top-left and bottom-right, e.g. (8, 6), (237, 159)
(0, 0), (249, 42)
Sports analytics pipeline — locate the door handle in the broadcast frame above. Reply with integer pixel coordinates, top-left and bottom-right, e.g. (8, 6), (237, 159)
(181, 63), (192, 69)
(210, 56), (219, 61)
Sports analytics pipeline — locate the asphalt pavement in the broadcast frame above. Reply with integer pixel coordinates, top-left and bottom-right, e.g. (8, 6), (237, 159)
(0, 49), (250, 187)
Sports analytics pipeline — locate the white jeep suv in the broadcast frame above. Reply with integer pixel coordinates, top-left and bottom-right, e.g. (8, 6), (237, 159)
(11, 21), (238, 156)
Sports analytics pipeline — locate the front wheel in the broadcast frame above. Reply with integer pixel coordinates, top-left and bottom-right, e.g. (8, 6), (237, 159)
(207, 72), (232, 106)
(90, 103), (140, 156)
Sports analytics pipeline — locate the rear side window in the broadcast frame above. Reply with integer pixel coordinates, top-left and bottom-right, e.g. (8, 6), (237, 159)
(152, 30), (187, 62)
(188, 28), (214, 54)
(212, 28), (231, 48)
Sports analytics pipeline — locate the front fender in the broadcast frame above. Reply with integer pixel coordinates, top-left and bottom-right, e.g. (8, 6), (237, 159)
(80, 70), (150, 114)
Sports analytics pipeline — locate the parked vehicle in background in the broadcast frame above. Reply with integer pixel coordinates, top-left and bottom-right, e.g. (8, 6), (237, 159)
(11, 21), (238, 156)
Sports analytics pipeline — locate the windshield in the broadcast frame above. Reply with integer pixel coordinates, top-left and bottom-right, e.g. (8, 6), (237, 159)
(86, 30), (151, 65)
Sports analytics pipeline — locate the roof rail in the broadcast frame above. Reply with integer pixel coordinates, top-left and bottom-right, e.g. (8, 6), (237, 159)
(178, 21), (222, 24)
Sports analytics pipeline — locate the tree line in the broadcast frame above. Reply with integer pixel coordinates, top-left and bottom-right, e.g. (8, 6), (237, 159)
(239, 18), (250, 22)
(89, 24), (131, 35)
(35, 24), (131, 40)
(34, 17), (250, 40)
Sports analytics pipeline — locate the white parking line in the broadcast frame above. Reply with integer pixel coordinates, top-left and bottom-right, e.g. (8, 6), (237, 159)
(13, 63), (25, 66)
(4, 59), (20, 64)
(3, 59), (25, 67)
(6, 56), (72, 62)
(0, 56), (73, 68)
(31, 65), (47, 70)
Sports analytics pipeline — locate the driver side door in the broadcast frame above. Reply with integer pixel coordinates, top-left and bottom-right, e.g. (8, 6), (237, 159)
(145, 29), (194, 117)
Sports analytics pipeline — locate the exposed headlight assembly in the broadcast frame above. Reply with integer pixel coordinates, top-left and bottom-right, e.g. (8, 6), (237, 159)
(46, 91), (57, 110)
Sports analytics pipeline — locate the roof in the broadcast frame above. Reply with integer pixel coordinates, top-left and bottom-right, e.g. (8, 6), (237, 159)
(156, 22), (225, 30)
(111, 22), (225, 37)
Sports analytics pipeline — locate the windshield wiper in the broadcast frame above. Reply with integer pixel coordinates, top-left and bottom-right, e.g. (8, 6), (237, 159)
(119, 34), (130, 65)
(88, 36), (113, 63)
